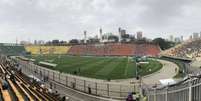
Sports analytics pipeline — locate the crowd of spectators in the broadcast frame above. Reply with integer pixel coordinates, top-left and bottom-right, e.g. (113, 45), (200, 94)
(161, 39), (201, 60)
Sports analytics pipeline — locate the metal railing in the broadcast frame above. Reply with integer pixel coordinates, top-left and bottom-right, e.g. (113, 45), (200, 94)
(147, 77), (201, 101)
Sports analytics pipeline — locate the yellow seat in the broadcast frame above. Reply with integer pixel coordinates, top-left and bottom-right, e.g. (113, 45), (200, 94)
(25, 45), (71, 55)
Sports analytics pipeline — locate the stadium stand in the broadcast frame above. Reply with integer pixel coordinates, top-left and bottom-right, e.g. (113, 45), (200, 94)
(0, 43), (26, 56)
(147, 39), (201, 101)
(0, 55), (63, 101)
(67, 43), (161, 56)
(161, 39), (201, 60)
(6, 41), (201, 101)
(25, 45), (71, 54)
(0, 43), (160, 56)
(7, 79), (24, 101)
(0, 82), (12, 101)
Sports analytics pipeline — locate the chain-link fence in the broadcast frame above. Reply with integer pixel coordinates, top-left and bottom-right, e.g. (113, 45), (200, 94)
(147, 77), (201, 101)
(17, 59), (140, 99)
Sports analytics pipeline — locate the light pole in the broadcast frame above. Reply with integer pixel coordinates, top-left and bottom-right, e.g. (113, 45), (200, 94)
(135, 56), (144, 100)
(135, 56), (138, 80)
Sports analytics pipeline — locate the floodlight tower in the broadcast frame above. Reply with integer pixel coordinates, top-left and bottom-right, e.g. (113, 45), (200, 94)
(118, 27), (122, 42)
(84, 30), (87, 43)
(99, 28), (103, 42)
(16, 37), (18, 45)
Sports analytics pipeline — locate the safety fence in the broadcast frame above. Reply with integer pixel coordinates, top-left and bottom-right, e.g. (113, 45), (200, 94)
(147, 77), (201, 101)
(16, 59), (140, 99)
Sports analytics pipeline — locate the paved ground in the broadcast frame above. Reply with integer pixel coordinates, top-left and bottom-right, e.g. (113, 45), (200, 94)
(111, 59), (179, 85)
(190, 60), (201, 74)
(46, 80), (121, 101)
(142, 59), (178, 84)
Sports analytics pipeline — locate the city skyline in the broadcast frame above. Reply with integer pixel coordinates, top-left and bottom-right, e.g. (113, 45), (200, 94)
(0, 0), (201, 43)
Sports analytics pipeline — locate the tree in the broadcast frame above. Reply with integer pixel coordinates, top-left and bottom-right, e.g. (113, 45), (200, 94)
(153, 38), (175, 50)
(88, 38), (100, 43)
(108, 35), (119, 42)
(52, 40), (60, 45)
(69, 39), (79, 44)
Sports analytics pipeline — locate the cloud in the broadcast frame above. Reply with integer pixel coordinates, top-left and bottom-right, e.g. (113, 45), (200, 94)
(136, 0), (189, 27)
(0, 0), (201, 43)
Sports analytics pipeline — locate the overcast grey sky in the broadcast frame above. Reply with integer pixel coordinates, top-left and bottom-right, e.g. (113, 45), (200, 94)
(0, 0), (201, 43)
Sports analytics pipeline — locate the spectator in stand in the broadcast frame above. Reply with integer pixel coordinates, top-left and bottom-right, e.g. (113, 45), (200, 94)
(126, 92), (134, 101)
(132, 92), (137, 101)
(136, 93), (140, 101)
(48, 88), (53, 94)
(61, 96), (66, 101)
(163, 39), (201, 59)
(88, 85), (91, 94)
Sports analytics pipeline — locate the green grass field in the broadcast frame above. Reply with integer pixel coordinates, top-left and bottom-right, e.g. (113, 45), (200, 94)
(26, 55), (162, 80)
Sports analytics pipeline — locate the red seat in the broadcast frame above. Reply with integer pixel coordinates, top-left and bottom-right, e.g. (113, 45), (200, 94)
(67, 43), (161, 56)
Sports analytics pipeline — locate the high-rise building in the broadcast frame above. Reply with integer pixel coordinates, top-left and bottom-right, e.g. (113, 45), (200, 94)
(193, 32), (199, 39)
(136, 31), (143, 39)
(20, 41), (31, 45)
(16, 37), (18, 45)
(120, 29), (126, 35)
(200, 32), (201, 38)
(118, 27), (122, 42)
(180, 36), (183, 42)
(189, 35), (193, 40)
(169, 35), (174, 42)
(174, 37), (181, 43)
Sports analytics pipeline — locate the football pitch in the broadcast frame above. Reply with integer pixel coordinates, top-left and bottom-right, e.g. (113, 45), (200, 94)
(27, 55), (162, 80)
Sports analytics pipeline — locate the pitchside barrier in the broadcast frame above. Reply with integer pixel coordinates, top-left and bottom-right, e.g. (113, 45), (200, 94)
(17, 59), (140, 99)
(146, 77), (201, 101)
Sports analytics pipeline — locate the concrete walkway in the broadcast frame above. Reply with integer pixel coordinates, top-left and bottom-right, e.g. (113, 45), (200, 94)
(111, 59), (179, 85)
(142, 59), (178, 85)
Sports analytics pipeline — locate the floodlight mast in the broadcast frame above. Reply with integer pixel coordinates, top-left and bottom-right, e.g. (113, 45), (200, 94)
(84, 30), (87, 44)
(99, 28), (103, 43)
(135, 56), (138, 79)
